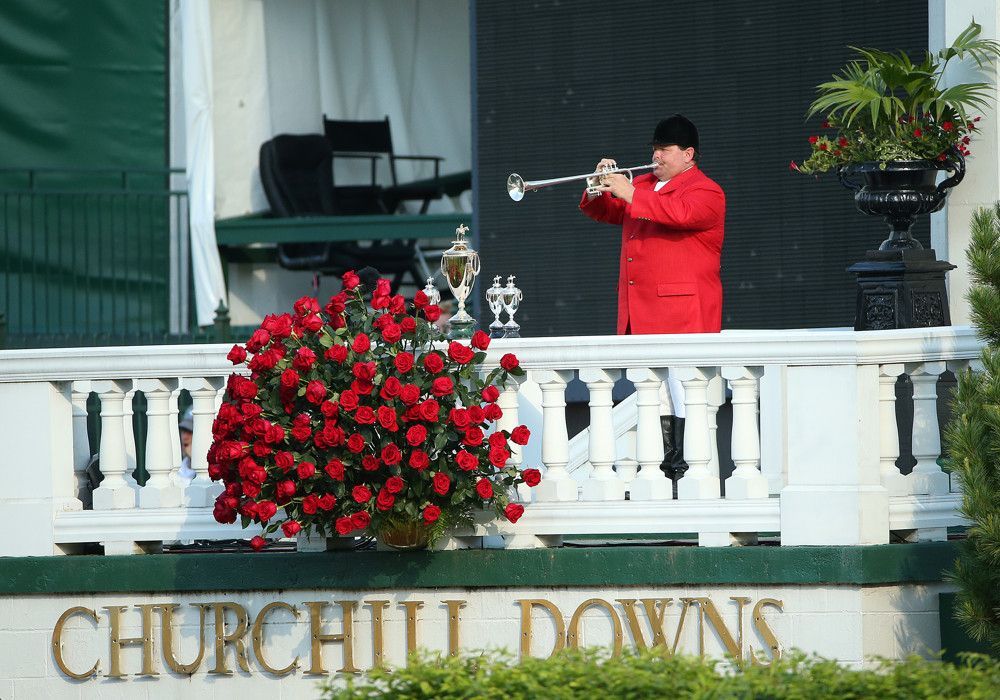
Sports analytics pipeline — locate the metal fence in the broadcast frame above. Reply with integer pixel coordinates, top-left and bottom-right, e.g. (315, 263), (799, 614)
(0, 167), (200, 348)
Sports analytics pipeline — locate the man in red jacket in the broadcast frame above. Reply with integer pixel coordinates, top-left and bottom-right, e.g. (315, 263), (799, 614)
(579, 114), (725, 485)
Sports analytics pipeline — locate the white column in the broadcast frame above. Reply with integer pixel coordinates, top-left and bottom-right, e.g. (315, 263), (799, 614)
(580, 368), (625, 501)
(675, 367), (720, 500)
(905, 362), (950, 496)
(531, 369), (577, 502)
(67, 381), (93, 510)
(758, 365), (788, 495)
(706, 374), (725, 482)
(878, 364), (909, 495)
(625, 367), (671, 501)
(614, 428), (639, 485)
(181, 376), (226, 507)
(122, 386), (140, 489)
(136, 378), (183, 508)
(722, 366), (768, 499)
(91, 380), (137, 510)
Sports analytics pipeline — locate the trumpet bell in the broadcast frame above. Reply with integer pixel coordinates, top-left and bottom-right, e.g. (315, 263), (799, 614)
(507, 173), (525, 202)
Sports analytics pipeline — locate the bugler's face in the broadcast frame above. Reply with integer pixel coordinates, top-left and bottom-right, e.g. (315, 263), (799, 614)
(652, 144), (695, 180)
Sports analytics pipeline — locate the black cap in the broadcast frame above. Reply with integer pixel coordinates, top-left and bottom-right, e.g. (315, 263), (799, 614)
(651, 114), (699, 151)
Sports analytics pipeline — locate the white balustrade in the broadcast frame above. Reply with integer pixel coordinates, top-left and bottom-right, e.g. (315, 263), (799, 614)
(579, 368), (624, 501)
(706, 374), (725, 484)
(878, 364), (908, 496)
(675, 367), (720, 500)
(181, 376), (226, 507)
(67, 381), (92, 510)
(136, 378), (182, 509)
(91, 380), (137, 510)
(625, 367), (672, 501)
(905, 362), (950, 497)
(722, 366), (767, 499)
(532, 369), (577, 502)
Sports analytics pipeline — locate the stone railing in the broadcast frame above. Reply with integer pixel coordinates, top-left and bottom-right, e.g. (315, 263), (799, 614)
(0, 327), (980, 556)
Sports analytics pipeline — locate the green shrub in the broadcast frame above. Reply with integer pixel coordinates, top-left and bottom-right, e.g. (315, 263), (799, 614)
(318, 648), (1000, 699)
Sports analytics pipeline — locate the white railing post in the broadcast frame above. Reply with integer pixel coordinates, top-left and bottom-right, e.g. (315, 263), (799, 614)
(625, 367), (672, 501)
(675, 367), (720, 500)
(68, 381), (93, 509)
(580, 368), (625, 501)
(759, 365), (788, 495)
(722, 366), (768, 499)
(615, 429), (639, 485)
(91, 380), (137, 510)
(878, 364), (908, 496)
(136, 378), (182, 509)
(532, 369), (577, 502)
(780, 364), (888, 545)
(181, 376), (226, 507)
(706, 374), (725, 483)
(905, 361), (950, 496)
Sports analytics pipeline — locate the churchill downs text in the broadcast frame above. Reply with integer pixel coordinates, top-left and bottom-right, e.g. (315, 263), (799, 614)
(51, 595), (784, 679)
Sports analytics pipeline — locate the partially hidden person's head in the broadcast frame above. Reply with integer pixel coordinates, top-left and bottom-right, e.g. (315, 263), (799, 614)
(651, 114), (699, 180)
(179, 408), (193, 457)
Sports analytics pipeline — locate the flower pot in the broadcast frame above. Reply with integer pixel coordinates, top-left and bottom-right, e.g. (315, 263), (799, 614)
(377, 522), (432, 551)
(838, 152), (965, 250)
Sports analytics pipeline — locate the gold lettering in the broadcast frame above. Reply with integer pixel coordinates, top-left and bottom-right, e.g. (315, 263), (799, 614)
(517, 599), (565, 660)
(695, 597), (749, 663)
(443, 600), (467, 657)
(208, 602), (250, 675)
(52, 607), (99, 680)
(105, 604), (158, 678)
(401, 601), (424, 661)
(567, 598), (623, 656)
(673, 597), (699, 655)
(158, 604), (206, 674)
(252, 602), (299, 676)
(305, 600), (359, 675)
(616, 599), (673, 650)
(750, 598), (784, 665)
(365, 600), (389, 669)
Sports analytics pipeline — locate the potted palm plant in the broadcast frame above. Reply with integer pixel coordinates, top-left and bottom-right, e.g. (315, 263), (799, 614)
(792, 20), (1000, 251)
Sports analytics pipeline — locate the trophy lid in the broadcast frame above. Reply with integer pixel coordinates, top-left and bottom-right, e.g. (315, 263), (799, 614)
(485, 275), (504, 301)
(442, 223), (472, 255)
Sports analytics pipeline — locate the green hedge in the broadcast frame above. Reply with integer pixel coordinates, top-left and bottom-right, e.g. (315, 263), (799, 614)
(319, 649), (1000, 699)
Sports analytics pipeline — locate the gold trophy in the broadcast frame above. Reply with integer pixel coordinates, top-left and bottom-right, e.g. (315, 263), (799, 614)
(440, 223), (481, 339)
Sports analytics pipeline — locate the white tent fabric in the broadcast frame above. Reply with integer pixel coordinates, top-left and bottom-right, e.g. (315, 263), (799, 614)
(179, 0), (228, 327)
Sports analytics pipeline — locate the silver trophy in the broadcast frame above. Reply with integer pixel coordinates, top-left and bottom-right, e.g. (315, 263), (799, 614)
(421, 277), (441, 307)
(439, 223), (480, 339)
(485, 276), (506, 338)
(501, 275), (523, 338)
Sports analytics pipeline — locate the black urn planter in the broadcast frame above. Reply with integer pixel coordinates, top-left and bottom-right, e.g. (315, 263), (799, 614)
(839, 152), (964, 331)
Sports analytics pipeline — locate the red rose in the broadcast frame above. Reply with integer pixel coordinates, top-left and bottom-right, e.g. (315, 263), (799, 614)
(227, 345), (248, 364)
(389, 294), (406, 315)
(431, 376), (454, 397)
(419, 399), (440, 422)
(351, 511), (371, 529)
(305, 381), (326, 405)
(423, 352), (444, 374)
(256, 500), (278, 523)
(400, 317), (416, 334)
(301, 313), (323, 333)
(500, 353), (520, 371)
(456, 449), (478, 471)
(467, 405), (486, 424)
(409, 449), (430, 471)
(296, 462), (316, 480)
(290, 424), (311, 442)
(335, 517), (354, 535)
(381, 323), (402, 343)
(320, 400), (339, 419)
(490, 432), (508, 448)
(339, 390), (359, 411)
(275, 451), (294, 471)
(362, 455), (381, 472)
(481, 385), (500, 403)
(394, 351), (415, 373)
(352, 485), (372, 503)
(400, 384), (421, 406)
(432, 472), (451, 495)
(463, 426), (485, 447)
(281, 520), (302, 537)
(476, 479), (493, 499)
(355, 406), (377, 425)
(414, 290), (429, 308)
(324, 459), (345, 481)
(504, 503), (525, 523)
(250, 535), (267, 551)
(317, 493), (336, 510)
(276, 480), (297, 500)
(342, 270), (360, 290)
(376, 488), (395, 511)
(423, 305), (441, 322)
(280, 368), (299, 389)
(302, 494), (320, 514)
(352, 379), (374, 396)
(382, 443), (402, 465)
(448, 341), (475, 364)
(385, 476), (405, 494)
(293, 346), (317, 372)
(521, 468), (541, 487)
(375, 278), (391, 297)
(423, 504), (441, 525)
(242, 482), (261, 499)
(326, 291), (347, 315)
(471, 330), (491, 350)
(489, 446), (510, 467)
(377, 406), (399, 430)
(325, 344), (349, 363)
(246, 328), (270, 353)
(448, 408), (470, 428)
(510, 425), (531, 446)
(484, 403), (503, 421)
(347, 433), (365, 453)
(352, 333), (371, 353)
(381, 377), (402, 400)
(406, 424), (427, 446)
(352, 361), (376, 381)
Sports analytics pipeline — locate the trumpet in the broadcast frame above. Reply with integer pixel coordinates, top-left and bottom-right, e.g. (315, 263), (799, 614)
(507, 161), (656, 201)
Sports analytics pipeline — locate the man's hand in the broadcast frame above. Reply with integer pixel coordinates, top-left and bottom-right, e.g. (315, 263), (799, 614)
(599, 173), (634, 203)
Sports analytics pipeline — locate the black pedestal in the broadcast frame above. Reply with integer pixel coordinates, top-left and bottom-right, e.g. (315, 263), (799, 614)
(847, 249), (956, 331)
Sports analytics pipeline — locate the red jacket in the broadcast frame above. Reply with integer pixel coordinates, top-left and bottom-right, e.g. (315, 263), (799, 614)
(580, 166), (725, 334)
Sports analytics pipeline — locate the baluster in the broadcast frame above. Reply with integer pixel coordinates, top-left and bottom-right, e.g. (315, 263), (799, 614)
(580, 368), (625, 501)
(706, 374), (725, 483)
(531, 369), (577, 501)
(136, 378), (182, 508)
(181, 376), (226, 507)
(625, 368), (671, 501)
(123, 386), (140, 489)
(495, 375), (531, 502)
(91, 380), (136, 510)
(169, 384), (183, 484)
(615, 428), (639, 484)
(946, 359), (977, 495)
(722, 366), (767, 499)
(878, 364), (908, 495)
(675, 367), (720, 500)
(67, 381), (93, 509)
(904, 362), (950, 496)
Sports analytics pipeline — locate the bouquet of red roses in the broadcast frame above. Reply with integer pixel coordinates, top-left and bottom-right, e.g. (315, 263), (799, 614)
(208, 270), (539, 549)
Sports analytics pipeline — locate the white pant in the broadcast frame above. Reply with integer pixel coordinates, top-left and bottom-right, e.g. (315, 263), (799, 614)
(658, 371), (686, 419)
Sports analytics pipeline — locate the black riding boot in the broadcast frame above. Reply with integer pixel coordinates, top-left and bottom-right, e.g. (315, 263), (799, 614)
(659, 415), (677, 478)
(670, 417), (689, 482)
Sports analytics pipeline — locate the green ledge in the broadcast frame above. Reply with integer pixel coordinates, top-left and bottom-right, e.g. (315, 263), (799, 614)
(0, 542), (959, 595)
